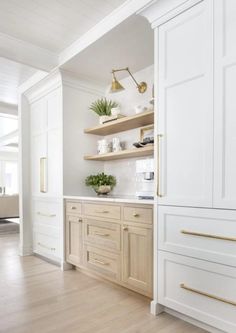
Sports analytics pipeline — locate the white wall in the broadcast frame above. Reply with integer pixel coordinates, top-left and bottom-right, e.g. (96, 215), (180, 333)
(104, 65), (154, 196)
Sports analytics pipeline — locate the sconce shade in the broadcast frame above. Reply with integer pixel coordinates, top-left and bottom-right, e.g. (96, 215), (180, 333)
(110, 73), (125, 93)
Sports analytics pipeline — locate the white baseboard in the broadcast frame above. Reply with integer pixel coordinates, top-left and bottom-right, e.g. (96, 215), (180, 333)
(61, 261), (73, 271)
(165, 308), (225, 333)
(150, 300), (164, 315)
(19, 244), (33, 256)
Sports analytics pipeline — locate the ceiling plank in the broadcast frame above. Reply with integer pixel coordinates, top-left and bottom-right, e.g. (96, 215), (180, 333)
(0, 32), (58, 71)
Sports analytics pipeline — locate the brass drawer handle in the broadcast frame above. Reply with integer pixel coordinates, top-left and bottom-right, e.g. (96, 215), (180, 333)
(37, 242), (56, 251)
(133, 213), (140, 217)
(37, 212), (56, 218)
(93, 258), (109, 266)
(180, 283), (236, 306)
(95, 210), (109, 214)
(181, 230), (236, 242)
(157, 134), (164, 197)
(94, 232), (110, 237)
(123, 226), (128, 231)
(78, 218), (83, 223)
(71, 206), (77, 210)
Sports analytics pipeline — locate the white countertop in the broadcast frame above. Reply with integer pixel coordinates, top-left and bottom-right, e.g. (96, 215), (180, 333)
(64, 194), (154, 205)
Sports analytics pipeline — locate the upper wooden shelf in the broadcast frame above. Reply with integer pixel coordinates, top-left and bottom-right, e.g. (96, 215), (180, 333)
(84, 145), (154, 161)
(84, 110), (154, 136)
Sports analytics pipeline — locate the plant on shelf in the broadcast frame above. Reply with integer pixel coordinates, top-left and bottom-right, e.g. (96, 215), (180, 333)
(89, 98), (118, 124)
(85, 172), (116, 195)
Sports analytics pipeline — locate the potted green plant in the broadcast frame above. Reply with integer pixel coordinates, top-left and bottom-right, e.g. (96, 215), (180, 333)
(89, 98), (118, 124)
(85, 172), (116, 195)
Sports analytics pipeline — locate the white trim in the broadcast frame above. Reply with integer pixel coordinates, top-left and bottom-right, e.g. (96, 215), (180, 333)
(165, 308), (225, 333)
(0, 32), (58, 72)
(150, 301), (164, 315)
(138, 0), (202, 28)
(19, 244), (33, 256)
(59, 0), (154, 66)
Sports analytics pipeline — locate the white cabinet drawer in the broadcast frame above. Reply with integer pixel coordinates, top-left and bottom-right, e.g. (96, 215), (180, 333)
(33, 233), (60, 261)
(158, 252), (236, 333)
(158, 206), (236, 267)
(32, 200), (62, 227)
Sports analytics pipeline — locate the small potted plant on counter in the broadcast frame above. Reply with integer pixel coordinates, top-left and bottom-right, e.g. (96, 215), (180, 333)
(89, 98), (119, 124)
(85, 172), (116, 195)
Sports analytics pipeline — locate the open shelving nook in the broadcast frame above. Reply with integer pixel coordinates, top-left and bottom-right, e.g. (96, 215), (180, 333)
(83, 111), (154, 161)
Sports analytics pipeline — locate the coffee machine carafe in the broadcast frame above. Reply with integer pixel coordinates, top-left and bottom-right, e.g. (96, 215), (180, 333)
(135, 159), (154, 199)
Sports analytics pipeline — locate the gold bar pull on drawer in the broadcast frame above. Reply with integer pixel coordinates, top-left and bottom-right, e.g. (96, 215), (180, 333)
(180, 283), (236, 306)
(181, 230), (236, 242)
(37, 212), (56, 218)
(93, 258), (109, 266)
(95, 210), (109, 214)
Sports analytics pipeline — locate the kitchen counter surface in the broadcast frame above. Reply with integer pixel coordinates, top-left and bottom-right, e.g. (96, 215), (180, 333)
(64, 194), (154, 205)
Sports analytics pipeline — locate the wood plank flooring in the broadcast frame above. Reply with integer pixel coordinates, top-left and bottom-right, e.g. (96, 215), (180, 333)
(0, 234), (208, 333)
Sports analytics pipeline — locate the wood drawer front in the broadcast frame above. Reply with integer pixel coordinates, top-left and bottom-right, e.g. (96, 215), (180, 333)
(158, 252), (236, 333)
(83, 203), (121, 220)
(33, 200), (61, 226)
(123, 206), (153, 224)
(33, 233), (60, 261)
(158, 206), (236, 267)
(84, 219), (120, 251)
(66, 201), (82, 215)
(84, 245), (120, 281)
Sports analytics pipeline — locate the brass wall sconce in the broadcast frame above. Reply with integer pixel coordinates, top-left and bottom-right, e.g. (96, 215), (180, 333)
(110, 67), (147, 94)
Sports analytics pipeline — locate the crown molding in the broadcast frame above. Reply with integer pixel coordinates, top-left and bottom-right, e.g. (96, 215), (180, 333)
(59, 0), (154, 66)
(138, 0), (202, 28)
(0, 32), (58, 72)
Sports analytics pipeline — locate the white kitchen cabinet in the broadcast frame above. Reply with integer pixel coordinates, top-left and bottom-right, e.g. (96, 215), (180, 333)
(157, 0), (214, 208)
(213, 0), (236, 209)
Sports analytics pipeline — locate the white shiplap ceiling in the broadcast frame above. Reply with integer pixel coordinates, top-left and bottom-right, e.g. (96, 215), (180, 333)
(0, 0), (127, 52)
(0, 57), (40, 105)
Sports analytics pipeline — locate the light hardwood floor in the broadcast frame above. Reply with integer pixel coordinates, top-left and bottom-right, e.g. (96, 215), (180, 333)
(0, 234), (208, 333)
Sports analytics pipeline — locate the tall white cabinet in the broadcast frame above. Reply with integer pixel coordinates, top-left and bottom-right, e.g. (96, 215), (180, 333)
(23, 70), (102, 267)
(141, 0), (236, 332)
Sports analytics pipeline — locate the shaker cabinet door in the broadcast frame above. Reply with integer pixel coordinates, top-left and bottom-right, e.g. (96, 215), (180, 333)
(157, 1), (214, 208)
(122, 224), (152, 296)
(213, 0), (236, 209)
(66, 215), (83, 266)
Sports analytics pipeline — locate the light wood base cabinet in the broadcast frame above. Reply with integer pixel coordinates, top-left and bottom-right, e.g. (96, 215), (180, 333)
(122, 224), (153, 296)
(65, 200), (153, 297)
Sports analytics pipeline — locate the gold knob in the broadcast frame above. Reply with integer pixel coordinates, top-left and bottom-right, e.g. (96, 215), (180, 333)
(133, 213), (140, 217)
(78, 218), (83, 223)
(123, 226), (128, 231)
(71, 206), (77, 210)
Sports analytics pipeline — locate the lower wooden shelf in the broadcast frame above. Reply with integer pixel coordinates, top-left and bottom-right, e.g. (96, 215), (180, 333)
(84, 145), (154, 161)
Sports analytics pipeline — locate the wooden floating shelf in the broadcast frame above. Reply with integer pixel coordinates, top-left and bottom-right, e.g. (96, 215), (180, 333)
(84, 111), (154, 136)
(84, 145), (154, 161)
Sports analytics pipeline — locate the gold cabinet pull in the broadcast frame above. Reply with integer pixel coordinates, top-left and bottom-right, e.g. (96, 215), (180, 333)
(93, 258), (109, 266)
(71, 206), (77, 210)
(37, 242), (56, 251)
(180, 283), (236, 306)
(95, 210), (109, 214)
(157, 134), (163, 197)
(94, 232), (110, 237)
(123, 226), (128, 231)
(78, 218), (83, 223)
(37, 212), (56, 218)
(40, 157), (47, 193)
(133, 213), (140, 217)
(181, 230), (236, 242)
